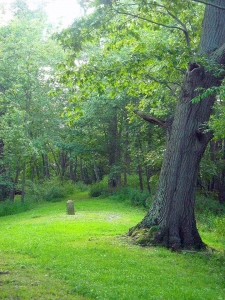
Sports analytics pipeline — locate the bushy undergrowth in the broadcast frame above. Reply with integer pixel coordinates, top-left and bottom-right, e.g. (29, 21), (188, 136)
(89, 174), (152, 207)
(0, 199), (34, 217)
(0, 179), (89, 217)
(90, 181), (151, 207)
(111, 187), (151, 207)
(26, 179), (89, 202)
(195, 195), (225, 243)
(89, 181), (106, 197)
(195, 194), (225, 215)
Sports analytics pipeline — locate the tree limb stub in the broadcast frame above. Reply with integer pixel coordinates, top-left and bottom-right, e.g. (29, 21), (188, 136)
(134, 110), (165, 128)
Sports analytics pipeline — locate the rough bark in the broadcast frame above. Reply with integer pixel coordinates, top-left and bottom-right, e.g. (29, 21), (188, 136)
(128, 1), (225, 249)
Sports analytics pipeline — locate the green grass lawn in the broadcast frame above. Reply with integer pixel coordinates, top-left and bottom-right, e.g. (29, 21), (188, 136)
(0, 192), (224, 300)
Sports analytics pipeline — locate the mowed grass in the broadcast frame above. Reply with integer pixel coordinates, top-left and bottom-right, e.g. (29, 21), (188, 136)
(0, 192), (224, 300)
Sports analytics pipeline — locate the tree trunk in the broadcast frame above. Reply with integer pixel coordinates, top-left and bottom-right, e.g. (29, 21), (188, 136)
(128, 1), (225, 249)
(42, 154), (50, 179)
(60, 150), (68, 179)
(137, 164), (144, 192)
(145, 166), (151, 193)
(9, 159), (21, 203)
(93, 155), (100, 182)
(21, 162), (26, 203)
(0, 139), (7, 201)
(108, 108), (121, 188)
(69, 156), (77, 182)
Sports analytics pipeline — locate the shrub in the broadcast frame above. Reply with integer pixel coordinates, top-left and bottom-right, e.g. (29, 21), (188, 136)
(214, 216), (225, 238)
(25, 178), (81, 203)
(195, 195), (225, 216)
(89, 182), (105, 197)
(112, 187), (151, 207)
(43, 185), (65, 202)
(73, 181), (89, 192)
(0, 200), (33, 217)
(25, 180), (43, 202)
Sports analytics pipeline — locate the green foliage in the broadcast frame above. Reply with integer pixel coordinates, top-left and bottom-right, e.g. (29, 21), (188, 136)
(52, 0), (205, 196)
(89, 180), (108, 197)
(0, 3), (72, 199)
(210, 100), (225, 139)
(112, 187), (151, 207)
(0, 199), (34, 217)
(214, 216), (225, 239)
(42, 185), (66, 202)
(29, 179), (77, 202)
(195, 195), (225, 216)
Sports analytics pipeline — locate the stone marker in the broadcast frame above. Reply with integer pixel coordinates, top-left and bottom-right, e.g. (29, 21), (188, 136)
(66, 200), (75, 215)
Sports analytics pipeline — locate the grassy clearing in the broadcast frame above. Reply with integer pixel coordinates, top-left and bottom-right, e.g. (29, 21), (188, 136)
(0, 192), (224, 300)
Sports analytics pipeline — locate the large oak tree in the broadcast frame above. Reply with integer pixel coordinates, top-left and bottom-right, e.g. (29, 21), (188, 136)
(58, 0), (225, 249)
(128, 0), (225, 249)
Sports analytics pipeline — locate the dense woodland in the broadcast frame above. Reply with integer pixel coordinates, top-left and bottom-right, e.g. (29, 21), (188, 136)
(0, 1), (224, 249)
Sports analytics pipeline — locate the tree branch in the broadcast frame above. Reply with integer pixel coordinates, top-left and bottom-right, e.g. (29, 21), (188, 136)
(112, 9), (186, 35)
(192, 0), (225, 10)
(149, 2), (191, 48)
(134, 109), (165, 128)
(112, 2), (191, 47)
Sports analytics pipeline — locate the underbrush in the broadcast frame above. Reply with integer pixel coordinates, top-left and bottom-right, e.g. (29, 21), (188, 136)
(0, 199), (35, 217)
(195, 194), (225, 216)
(26, 178), (87, 202)
(90, 184), (151, 207)
(25, 179), (89, 202)
(111, 187), (152, 207)
(195, 195), (225, 249)
(0, 180), (89, 217)
(89, 175), (151, 207)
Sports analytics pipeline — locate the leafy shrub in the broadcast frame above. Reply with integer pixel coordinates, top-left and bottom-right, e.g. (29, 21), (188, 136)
(128, 188), (150, 207)
(0, 200), (33, 217)
(25, 178), (80, 203)
(112, 187), (151, 207)
(214, 216), (225, 238)
(89, 182), (105, 197)
(73, 181), (89, 192)
(25, 180), (43, 202)
(195, 195), (225, 216)
(125, 174), (140, 189)
(43, 185), (65, 202)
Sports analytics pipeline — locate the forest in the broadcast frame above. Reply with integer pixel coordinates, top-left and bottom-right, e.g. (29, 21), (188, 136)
(0, 0), (224, 298)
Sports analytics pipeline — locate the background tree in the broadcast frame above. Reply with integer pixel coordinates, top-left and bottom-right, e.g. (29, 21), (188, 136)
(0, 0), (70, 201)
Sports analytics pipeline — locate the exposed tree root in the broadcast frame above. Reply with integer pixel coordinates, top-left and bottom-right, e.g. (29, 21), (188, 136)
(127, 226), (207, 251)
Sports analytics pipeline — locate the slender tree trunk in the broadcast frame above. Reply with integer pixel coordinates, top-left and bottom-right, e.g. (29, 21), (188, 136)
(123, 128), (131, 186)
(145, 166), (151, 193)
(21, 162), (26, 203)
(69, 156), (77, 182)
(60, 150), (68, 179)
(137, 164), (143, 192)
(108, 108), (121, 188)
(42, 154), (50, 179)
(93, 155), (100, 182)
(0, 140), (7, 201)
(9, 159), (20, 202)
(128, 1), (225, 249)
